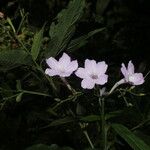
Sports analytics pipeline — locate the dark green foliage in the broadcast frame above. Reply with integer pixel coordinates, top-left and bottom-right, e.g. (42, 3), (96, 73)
(45, 0), (85, 57)
(0, 0), (150, 150)
(0, 50), (33, 71)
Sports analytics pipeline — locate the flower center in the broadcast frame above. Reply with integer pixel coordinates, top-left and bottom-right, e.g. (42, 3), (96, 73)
(90, 74), (98, 79)
(58, 66), (65, 73)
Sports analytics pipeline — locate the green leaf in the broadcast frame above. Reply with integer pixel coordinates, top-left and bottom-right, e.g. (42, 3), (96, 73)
(80, 110), (123, 122)
(67, 28), (105, 52)
(46, 0), (85, 57)
(0, 50), (32, 71)
(105, 110), (123, 120)
(31, 26), (44, 61)
(80, 115), (101, 122)
(134, 130), (150, 146)
(112, 123), (150, 150)
(41, 117), (75, 129)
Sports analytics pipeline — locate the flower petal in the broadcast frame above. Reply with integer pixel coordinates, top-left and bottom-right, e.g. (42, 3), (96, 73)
(97, 61), (108, 75)
(81, 79), (95, 89)
(58, 71), (72, 77)
(46, 57), (58, 69)
(85, 59), (97, 74)
(75, 68), (88, 79)
(121, 63), (128, 78)
(45, 68), (58, 76)
(129, 73), (144, 85)
(128, 61), (134, 74)
(95, 74), (108, 85)
(59, 53), (71, 67)
(67, 60), (78, 72)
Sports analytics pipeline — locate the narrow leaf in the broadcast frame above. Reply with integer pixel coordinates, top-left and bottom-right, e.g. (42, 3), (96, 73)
(41, 117), (75, 129)
(80, 115), (101, 122)
(112, 123), (150, 150)
(67, 28), (105, 52)
(46, 0), (85, 57)
(31, 26), (44, 61)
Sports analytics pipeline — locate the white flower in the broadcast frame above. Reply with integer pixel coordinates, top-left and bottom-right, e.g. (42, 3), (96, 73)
(121, 61), (144, 85)
(75, 59), (108, 89)
(45, 53), (78, 77)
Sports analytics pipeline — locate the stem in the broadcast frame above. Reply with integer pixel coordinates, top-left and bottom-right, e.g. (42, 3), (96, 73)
(60, 77), (75, 94)
(108, 79), (125, 95)
(21, 90), (51, 97)
(59, 78), (94, 148)
(79, 123), (95, 149)
(0, 88), (51, 97)
(69, 109), (94, 149)
(99, 97), (107, 150)
(36, 63), (57, 92)
(14, 28), (57, 93)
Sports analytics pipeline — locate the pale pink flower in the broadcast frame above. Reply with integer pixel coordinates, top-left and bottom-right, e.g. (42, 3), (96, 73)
(121, 61), (144, 85)
(45, 53), (78, 77)
(75, 59), (108, 89)
(0, 12), (4, 19)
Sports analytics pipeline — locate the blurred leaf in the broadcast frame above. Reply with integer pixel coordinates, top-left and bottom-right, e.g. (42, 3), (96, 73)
(134, 130), (150, 146)
(41, 117), (75, 129)
(96, 0), (110, 15)
(105, 110), (123, 120)
(26, 144), (74, 150)
(0, 50), (33, 71)
(112, 123), (150, 150)
(7, 17), (16, 34)
(67, 28), (105, 52)
(31, 26), (44, 61)
(80, 115), (101, 122)
(80, 110), (123, 122)
(46, 0), (85, 57)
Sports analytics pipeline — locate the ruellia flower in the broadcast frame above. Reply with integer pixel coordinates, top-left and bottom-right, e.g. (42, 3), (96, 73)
(0, 12), (4, 19)
(121, 61), (144, 85)
(45, 53), (78, 77)
(75, 59), (108, 89)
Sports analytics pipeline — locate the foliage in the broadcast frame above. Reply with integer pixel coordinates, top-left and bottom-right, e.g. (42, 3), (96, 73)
(0, 0), (150, 150)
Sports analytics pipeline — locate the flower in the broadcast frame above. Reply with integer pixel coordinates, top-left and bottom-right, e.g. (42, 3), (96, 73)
(75, 59), (108, 89)
(0, 12), (4, 19)
(45, 53), (78, 77)
(121, 61), (144, 85)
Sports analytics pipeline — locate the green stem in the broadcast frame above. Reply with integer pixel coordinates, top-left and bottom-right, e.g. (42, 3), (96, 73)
(83, 130), (94, 149)
(21, 90), (51, 97)
(35, 63), (57, 92)
(99, 96), (107, 150)
(108, 79), (125, 95)
(60, 77), (76, 94)
(60, 78), (94, 148)
(13, 27), (57, 93)
(78, 122), (95, 149)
